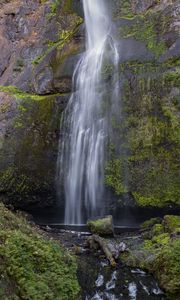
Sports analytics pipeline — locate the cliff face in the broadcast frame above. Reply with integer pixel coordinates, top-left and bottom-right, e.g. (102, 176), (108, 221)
(106, 0), (180, 208)
(0, 0), (179, 209)
(0, 0), (83, 208)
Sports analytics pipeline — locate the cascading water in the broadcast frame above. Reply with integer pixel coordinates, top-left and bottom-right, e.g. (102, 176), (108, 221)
(57, 0), (120, 225)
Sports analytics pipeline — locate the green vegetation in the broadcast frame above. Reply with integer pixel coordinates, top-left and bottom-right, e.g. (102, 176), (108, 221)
(50, 0), (61, 14)
(119, 13), (167, 57)
(113, 0), (134, 19)
(140, 217), (162, 231)
(0, 86), (64, 205)
(0, 85), (67, 101)
(105, 158), (127, 195)
(32, 8), (83, 66)
(49, 0), (73, 15)
(87, 216), (114, 236)
(105, 59), (180, 207)
(0, 203), (80, 300)
(116, 0), (172, 57)
(121, 215), (180, 298)
(164, 69), (180, 87)
(0, 85), (46, 101)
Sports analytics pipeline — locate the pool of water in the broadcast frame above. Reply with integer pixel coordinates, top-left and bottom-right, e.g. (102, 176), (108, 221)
(27, 204), (180, 228)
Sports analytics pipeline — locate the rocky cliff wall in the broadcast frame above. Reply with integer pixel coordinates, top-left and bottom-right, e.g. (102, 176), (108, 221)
(106, 0), (180, 208)
(0, 0), (83, 208)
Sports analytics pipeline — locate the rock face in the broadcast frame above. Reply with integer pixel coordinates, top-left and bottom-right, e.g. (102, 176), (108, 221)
(0, 0), (83, 208)
(0, 0), (179, 210)
(105, 0), (180, 208)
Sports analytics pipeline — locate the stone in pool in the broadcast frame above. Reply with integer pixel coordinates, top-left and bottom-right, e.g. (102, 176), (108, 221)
(87, 215), (114, 236)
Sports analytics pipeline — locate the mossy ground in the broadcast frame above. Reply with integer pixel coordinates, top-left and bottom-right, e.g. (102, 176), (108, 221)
(0, 203), (80, 300)
(121, 215), (180, 299)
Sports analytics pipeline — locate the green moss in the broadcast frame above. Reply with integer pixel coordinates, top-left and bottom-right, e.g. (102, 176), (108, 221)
(164, 69), (180, 87)
(113, 0), (134, 19)
(143, 239), (154, 250)
(105, 66), (180, 207)
(87, 216), (114, 236)
(0, 85), (47, 101)
(119, 9), (169, 57)
(152, 224), (164, 236)
(141, 217), (162, 231)
(61, 0), (73, 14)
(152, 233), (170, 246)
(0, 203), (80, 300)
(163, 215), (180, 233)
(0, 166), (50, 197)
(0, 85), (67, 101)
(0, 86), (65, 203)
(153, 238), (180, 296)
(133, 193), (163, 207)
(105, 158), (127, 195)
(33, 9), (83, 66)
(49, 0), (61, 14)
(122, 215), (180, 297)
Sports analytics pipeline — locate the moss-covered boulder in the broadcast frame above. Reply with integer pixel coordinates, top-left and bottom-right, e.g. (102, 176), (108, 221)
(0, 203), (80, 299)
(87, 216), (114, 236)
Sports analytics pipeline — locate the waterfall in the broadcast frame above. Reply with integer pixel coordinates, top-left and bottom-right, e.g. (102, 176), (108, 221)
(57, 0), (119, 225)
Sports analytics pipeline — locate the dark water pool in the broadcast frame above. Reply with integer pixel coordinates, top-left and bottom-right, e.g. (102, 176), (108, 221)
(27, 204), (180, 228)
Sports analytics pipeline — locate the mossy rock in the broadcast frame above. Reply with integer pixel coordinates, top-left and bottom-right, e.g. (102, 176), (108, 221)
(140, 217), (163, 231)
(151, 223), (164, 236)
(87, 216), (114, 237)
(121, 214), (180, 298)
(163, 215), (180, 233)
(0, 87), (68, 208)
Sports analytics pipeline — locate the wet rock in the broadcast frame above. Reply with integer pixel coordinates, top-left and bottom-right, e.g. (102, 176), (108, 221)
(107, 241), (128, 259)
(87, 216), (114, 237)
(0, 37), (11, 77)
(0, 90), (69, 208)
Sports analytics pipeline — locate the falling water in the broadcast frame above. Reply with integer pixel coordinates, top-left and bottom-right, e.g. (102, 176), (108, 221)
(57, 0), (119, 225)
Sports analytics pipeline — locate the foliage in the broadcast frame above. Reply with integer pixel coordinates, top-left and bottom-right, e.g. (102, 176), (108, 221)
(105, 59), (180, 207)
(140, 217), (162, 231)
(121, 215), (180, 298)
(50, 0), (61, 14)
(0, 85), (46, 101)
(105, 158), (127, 195)
(0, 203), (80, 300)
(118, 5), (170, 57)
(164, 69), (180, 87)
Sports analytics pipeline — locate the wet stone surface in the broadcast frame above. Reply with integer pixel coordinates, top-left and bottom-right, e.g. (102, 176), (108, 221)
(42, 227), (166, 300)
(78, 256), (165, 300)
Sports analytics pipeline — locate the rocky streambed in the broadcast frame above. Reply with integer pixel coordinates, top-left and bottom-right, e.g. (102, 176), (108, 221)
(42, 226), (167, 300)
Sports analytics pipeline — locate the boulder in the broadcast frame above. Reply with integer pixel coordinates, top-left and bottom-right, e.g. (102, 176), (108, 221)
(87, 216), (114, 237)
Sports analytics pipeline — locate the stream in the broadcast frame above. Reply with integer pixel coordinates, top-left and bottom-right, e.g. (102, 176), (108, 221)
(42, 227), (166, 300)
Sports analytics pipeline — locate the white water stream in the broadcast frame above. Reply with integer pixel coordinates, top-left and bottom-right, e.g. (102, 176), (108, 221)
(57, 0), (119, 224)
